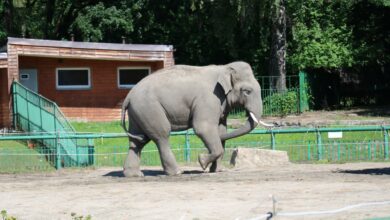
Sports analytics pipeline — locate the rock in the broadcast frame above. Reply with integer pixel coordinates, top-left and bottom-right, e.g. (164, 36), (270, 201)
(230, 148), (290, 169)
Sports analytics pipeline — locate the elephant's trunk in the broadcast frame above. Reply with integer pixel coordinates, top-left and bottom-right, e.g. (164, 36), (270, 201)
(220, 114), (257, 141)
(220, 111), (273, 141)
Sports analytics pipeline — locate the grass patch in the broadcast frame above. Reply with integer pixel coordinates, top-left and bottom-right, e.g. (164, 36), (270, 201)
(71, 120), (388, 166)
(0, 140), (55, 173)
(1, 120), (387, 172)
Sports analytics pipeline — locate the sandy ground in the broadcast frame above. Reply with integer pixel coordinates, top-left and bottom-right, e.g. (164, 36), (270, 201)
(1, 163), (390, 220)
(228, 105), (390, 128)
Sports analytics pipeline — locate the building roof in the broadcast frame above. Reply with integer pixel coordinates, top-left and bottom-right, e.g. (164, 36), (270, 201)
(8, 37), (174, 52)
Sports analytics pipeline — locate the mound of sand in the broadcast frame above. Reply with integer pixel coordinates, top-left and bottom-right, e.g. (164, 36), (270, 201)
(230, 148), (290, 169)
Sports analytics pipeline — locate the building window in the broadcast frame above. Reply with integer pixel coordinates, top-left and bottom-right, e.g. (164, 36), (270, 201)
(56, 68), (91, 90)
(118, 67), (151, 89)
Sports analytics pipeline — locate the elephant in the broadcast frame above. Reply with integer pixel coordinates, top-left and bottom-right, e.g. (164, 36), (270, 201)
(121, 61), (272, 177)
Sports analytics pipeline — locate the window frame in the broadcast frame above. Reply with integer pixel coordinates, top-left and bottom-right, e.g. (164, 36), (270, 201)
(117, 66), (151, 89)
(56, 67), (91, 90)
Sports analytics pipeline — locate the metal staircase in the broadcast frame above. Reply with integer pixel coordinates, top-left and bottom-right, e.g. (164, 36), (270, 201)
(12, 81), (94, 168)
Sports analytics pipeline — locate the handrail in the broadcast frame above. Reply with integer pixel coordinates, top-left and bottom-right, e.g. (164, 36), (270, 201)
(11, 81), (92, 168)
(1, 126), (389, 140)
(13, 81), (77, 133)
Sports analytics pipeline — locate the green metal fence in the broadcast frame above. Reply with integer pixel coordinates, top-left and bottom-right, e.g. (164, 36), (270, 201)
(299, 71), (310, 112)
(12, 81), (94, 168)
(1, 125), (388, 173)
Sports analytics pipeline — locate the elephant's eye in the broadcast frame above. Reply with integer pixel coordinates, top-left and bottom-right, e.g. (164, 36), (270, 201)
(242, 89), (251, 96)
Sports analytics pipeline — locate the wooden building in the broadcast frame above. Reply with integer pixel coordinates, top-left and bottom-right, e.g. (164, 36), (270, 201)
(0, 37), (175, 128)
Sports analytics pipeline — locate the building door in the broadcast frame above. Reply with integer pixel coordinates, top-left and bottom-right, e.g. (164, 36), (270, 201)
(19, 69), (38, 92)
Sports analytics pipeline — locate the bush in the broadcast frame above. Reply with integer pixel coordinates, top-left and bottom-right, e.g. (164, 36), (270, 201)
(263, 90), (298, 116)
(1, 210), (16, 220)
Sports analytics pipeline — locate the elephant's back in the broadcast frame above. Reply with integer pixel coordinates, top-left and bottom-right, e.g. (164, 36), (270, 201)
(151, 65), (220, 85)
(132, 65), (216, 99)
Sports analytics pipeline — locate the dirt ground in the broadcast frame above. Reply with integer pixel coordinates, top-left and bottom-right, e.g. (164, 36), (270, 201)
(265, 105), (390, 127)
(227, 105), (390, 128)
(1, 162), (390, 220)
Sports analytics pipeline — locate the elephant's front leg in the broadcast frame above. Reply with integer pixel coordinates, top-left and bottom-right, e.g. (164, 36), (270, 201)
(194, 124), (224, 171)
(209, 122), (227, 172)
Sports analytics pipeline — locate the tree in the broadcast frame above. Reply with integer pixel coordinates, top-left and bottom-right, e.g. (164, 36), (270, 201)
(287, 0), (355, 71)
(70, 2), (134, 42)
(269, 0), (287, 91)
(350, 0), (389, 75)
(0, 1), (7, 44)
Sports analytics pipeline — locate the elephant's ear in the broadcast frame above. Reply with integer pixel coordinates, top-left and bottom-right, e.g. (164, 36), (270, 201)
(217, 69), (233, 95)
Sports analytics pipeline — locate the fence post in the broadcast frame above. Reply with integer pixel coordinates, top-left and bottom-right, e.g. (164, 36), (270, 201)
(26, 89), (31, 131)
(299, 71), (309, 113)
(271, 130), (276, 150)
(39, 97), (43, 129)
(12, 82), (18, 129)
(367, 141), (371, 160)
(316, 128), (323, 160)
(88, 138), (95, 166)
(338, 142), (341, 161)
(53, 105), (58, 134)
(185, 130), (191, 162)
(55, 133), (62, 169)
(383, 126), (389, 160)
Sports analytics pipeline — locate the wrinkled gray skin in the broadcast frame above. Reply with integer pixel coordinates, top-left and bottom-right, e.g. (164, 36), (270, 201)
(121, 61), (265, 177)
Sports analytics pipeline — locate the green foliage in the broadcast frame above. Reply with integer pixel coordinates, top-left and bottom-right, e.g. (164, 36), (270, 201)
(71, 213), (92, 220)
(350, 0), (389, 69)
(70, 3), (133, 42)
(0, 0), (388, 109)
(263, 91), (298, 116)
(0, 2), (7, 44)
(1, 210), (17, 220)
(288, 0), (355, 71)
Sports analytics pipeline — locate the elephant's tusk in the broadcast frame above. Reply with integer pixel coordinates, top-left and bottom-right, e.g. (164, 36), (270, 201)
(250, 112), (274, 127)
(249, 112), (259, 124)
(258, 120), (274, 128)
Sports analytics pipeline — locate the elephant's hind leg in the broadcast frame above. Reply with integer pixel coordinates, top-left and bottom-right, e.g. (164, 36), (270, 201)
(123, 137), (149, 177)
(155, 137), (183, 176)
(135, 104), (182, 176)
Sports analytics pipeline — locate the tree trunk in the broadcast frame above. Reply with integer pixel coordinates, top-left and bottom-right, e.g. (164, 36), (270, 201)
(269, 0), (287, 92)
(4, 0), (14, 35)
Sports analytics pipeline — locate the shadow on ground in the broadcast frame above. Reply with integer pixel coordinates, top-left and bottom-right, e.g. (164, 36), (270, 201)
(352, 105), (390, 117)
(336, 167), (390, 175)
(104, 169), (204, 177)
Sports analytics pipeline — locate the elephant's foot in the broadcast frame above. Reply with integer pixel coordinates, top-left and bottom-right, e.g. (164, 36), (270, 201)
(198, 154), (209, 170)
(165, 168), (183, 176)
(123, 169), (144, 177)
(209, 162), (226, 173)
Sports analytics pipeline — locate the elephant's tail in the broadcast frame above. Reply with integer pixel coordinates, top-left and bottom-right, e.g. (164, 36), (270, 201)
(121, 97), (144, 142)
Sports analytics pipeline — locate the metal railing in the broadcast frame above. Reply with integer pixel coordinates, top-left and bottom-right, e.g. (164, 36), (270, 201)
(1, 125), (388, 172)
(12, 81), (94, 168)
(257, 75), (299, 89)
